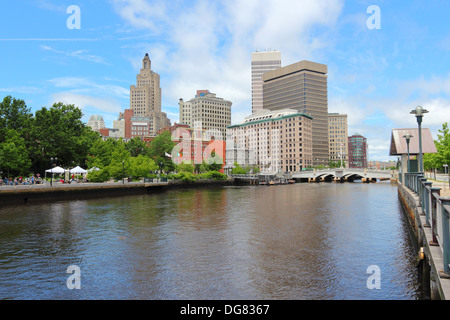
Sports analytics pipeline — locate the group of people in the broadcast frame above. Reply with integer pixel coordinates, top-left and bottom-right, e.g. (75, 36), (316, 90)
(0, 175), (41, 186)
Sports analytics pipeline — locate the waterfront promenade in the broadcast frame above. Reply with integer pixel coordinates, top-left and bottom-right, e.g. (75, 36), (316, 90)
(422, 173), (450, 197)
(398, 173), (450, 300)
(0, 179), (233, 206)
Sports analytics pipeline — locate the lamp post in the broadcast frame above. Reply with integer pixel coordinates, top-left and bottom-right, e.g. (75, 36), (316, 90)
(122, 161), (125, 184)
(50, 157), (57, 186)
(410, 106), (429, 173)
(403, 134), (413, 173)
(445, 164), (449, 189)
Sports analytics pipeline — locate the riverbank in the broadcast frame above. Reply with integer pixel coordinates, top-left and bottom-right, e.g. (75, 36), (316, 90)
(0, 179), (234, 206)
(397, 181), (450, 300)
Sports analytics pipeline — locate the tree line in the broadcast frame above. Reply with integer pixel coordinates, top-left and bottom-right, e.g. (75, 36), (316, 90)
(424, 122), (450, 178)
(0, 95), (226, 182)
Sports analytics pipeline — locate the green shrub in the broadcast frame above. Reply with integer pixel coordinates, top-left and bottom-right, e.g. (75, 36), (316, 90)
(179, 172), (198, 183)
(201, 171), (227, 180)
(87, 168), (110, 182)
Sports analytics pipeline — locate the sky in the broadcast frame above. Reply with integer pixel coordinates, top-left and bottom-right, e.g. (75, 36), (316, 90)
(0, 0), (449, 162)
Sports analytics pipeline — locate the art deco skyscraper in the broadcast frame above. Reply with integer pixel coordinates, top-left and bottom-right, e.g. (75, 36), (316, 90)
(251, 51), (281, 114)
(130, 53), (170, 136)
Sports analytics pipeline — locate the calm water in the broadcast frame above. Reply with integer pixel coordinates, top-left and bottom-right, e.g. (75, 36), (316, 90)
(0, 182), (421, 300)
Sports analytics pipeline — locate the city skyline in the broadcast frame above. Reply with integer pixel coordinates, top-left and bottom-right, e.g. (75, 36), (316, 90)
(1, 1), (450, 162)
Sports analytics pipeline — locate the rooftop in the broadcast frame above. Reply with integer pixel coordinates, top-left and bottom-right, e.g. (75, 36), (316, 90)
(389, 128), (438, 155)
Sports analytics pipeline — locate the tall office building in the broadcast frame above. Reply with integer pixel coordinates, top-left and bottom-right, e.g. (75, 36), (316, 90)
(179, 90), (232, 138)
(130, 53), (170, 136)
(348, 133), (368, 168)
(251, 51), (281, 114)
(262, 60), (329, 163)
(328, 113), (348, 167)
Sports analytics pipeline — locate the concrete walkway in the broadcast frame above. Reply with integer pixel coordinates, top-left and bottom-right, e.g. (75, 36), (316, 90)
(423, 173), (450, 197)
(0, 181), (164, 191)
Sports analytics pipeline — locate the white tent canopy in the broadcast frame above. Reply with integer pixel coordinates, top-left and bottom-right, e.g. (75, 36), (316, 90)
(45, 166), (65, 174)
(70, 166), (87, 174)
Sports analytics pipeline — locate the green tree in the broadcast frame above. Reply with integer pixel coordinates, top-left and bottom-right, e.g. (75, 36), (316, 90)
(0, 130), (31, 177)
(0, 96), (33, 143)
(231, 162), (247, 174)
(86, 167), (110, 183)
(204, 150), (224, 172)
(86, 138), (115, 169)
(177, 162), (195, 173)
(148, 131), (176, 172)
(106, 141), (131, 180)
(126, 137), (150, 157)
(436, 122), (450, 167)
(127, 155), (158, 179)
(29, 102), (87, 172)
(424, 122), (450, 177)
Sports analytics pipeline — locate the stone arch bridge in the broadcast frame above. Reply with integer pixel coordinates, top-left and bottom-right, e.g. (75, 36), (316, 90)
(291, 168), (394, 183)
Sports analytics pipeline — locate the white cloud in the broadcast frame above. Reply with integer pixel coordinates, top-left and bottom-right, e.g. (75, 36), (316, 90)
(40, 45), (108, 65)
(112, 0), (345, 124)
(109, 0), (449, 162)
(50, 92), (122, 115)
(46, 77), (129, 99)
(0, 86), (44, 95)
(110, 0), (168, 32)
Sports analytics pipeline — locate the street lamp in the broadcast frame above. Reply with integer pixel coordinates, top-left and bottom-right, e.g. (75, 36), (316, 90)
(403, 134), (413, 173)
(122, 160), (125, 184)
(410, 106), (428, 173)
(50, 157), (57, 186)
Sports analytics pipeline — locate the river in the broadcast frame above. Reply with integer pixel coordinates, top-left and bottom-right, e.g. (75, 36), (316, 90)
(0, 182), (422, 300)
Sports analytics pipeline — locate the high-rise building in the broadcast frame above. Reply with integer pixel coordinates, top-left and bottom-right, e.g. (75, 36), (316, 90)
(251, 51), (281, 114)
(227, 109), (313, 173)
(87, 115), (105, 132)
(328, 113), (348, 167)
(115, 109), (134, 139)
(348, 133), (368, 168)
(262, 60), (329, 163)
(130, 53), (170, 136)
(179, 90), (232, 138)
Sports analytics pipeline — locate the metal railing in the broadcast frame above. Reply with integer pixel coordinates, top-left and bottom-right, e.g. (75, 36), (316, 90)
(229, 174), (260, 179)
(404, 172), (450, 276)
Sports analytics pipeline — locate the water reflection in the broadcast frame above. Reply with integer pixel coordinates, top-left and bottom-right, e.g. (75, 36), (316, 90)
(0, 183), (421, 299)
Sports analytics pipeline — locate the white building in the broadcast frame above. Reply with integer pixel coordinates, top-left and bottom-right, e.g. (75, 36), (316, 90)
(179, 90), (232, 138)
(227, 109), (313, 174)
(251, 50), (281, 114)
(87, 115), (105, 132)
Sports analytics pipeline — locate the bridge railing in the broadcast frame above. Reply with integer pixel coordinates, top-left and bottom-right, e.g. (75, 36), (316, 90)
(404, 172), (450, 276)
(229, 174), (260, 179)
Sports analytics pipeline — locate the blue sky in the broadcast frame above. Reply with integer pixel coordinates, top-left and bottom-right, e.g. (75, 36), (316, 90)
(0, 0), (449, 161)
